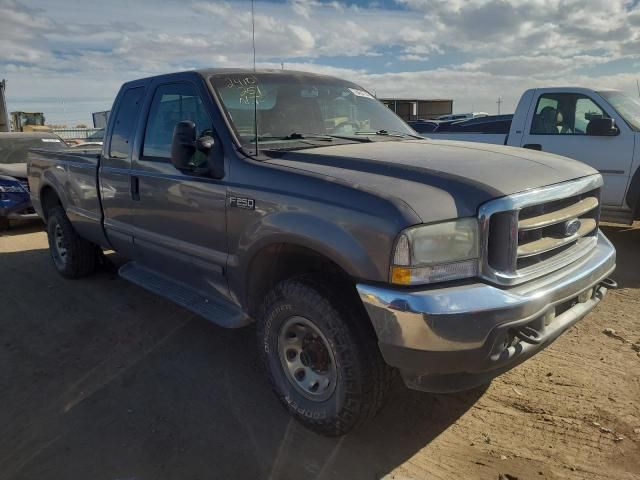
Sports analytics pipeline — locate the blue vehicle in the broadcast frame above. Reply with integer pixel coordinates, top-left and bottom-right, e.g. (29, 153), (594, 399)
(0, 132), (66, 230)
(0, 174), (32, 230)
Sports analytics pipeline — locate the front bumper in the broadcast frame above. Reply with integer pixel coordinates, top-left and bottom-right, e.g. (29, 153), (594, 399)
(357, 231), (616, 393)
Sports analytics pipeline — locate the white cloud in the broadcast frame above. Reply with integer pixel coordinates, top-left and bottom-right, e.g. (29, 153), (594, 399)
(2, 0), (640, 124)
(457, 54), (611, 77)
(398, 54), (429, 61)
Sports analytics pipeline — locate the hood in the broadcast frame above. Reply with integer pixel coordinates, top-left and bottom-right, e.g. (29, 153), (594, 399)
(0, 163), (27, 179)
(265, 139), (598, 222)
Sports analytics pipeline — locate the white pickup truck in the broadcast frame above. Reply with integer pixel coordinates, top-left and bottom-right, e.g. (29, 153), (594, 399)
(423, 88), (640, 224)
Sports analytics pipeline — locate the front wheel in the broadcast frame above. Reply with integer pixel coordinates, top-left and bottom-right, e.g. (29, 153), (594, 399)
(46, 206), (99, 278)
(257, 275), (393, 436)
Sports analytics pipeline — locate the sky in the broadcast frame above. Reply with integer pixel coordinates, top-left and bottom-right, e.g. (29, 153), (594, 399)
(1, 0), (640, 126)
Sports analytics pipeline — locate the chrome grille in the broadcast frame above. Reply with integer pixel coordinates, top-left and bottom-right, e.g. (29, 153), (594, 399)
(479, 175), (603, 286)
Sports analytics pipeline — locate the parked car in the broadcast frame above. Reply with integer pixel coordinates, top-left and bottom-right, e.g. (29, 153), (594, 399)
(436, 112), (489, 121)
(28, 70), (615, 436)
(423, 87), (640, 224)
(407, 119), (439, 133)
(432, 114), (514, 133)
(0, 132), (66, 230)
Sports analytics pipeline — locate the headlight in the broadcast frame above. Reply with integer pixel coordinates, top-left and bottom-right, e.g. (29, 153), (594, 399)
(0, 179), (26, 193)
(390, 218), (479, 285)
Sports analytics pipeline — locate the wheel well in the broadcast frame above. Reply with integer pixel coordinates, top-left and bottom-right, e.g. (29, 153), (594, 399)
(625, 167), (640, 220)
(246, 243), (356, 318)
(40, 186), (62, 220)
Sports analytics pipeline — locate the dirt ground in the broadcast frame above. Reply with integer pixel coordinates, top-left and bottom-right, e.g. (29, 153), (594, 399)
(1, 222), (638, 480)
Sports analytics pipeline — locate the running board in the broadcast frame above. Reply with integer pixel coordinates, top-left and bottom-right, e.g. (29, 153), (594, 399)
(119, 262), (249, 328)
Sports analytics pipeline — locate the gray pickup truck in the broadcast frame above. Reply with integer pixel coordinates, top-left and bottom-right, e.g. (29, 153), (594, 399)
(28, 69), (616, 436)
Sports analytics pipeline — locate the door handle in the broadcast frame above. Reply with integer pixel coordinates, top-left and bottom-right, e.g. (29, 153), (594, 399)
(523, 143), (542, 151)
(131, 176), (140, 201)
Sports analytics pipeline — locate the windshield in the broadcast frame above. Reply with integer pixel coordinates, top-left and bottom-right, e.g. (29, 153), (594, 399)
(209, 73), (415, 147)
(598, 90), (640, 131)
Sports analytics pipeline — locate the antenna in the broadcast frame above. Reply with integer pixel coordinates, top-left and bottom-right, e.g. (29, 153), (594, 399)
(251, 0), (256, 72)
(251, 0), (259, 156)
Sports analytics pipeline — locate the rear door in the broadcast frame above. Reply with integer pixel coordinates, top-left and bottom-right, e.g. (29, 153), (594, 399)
(519, 90), (634, 206)
(100, 85), (146, 258)
(130, 78), (229, 298)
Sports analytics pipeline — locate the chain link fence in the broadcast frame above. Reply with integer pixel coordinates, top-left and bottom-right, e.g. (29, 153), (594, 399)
(53, 128), (103, 141)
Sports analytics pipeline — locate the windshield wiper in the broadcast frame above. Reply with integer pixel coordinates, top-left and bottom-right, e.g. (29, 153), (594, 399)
(258, 132), (372, 143)
(354, 129), (423, 139)
(258, 132), (334, 141)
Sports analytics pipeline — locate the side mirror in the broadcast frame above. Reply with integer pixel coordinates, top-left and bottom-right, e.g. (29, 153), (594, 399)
(587, 118), (619, 136)
(196, 135), (215, 152)
(171, 121), (224, 178)
(192, 134), (223, 179)
(171, 121), (196, 170)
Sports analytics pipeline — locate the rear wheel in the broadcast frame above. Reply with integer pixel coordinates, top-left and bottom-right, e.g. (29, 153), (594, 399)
(46, 206), (99, 278)
(258, 275), (393, 436)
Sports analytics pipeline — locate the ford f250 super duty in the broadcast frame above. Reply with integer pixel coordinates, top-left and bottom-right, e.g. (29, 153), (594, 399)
(423, 87), (640, 224)
(28, 70), (616, 436)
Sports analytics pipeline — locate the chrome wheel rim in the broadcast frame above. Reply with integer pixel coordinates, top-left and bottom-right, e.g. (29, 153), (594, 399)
(278, 316), (337, 401)
(51, 223), (67, 269)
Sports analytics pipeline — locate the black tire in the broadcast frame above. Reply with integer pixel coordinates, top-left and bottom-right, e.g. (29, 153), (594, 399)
(0, 216), (9, 232)
(46, 206), (98, 278)
(257, 274), (393, 436)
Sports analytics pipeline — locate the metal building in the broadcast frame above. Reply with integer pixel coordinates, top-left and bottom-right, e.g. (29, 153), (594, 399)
(380, 98), (453, 121)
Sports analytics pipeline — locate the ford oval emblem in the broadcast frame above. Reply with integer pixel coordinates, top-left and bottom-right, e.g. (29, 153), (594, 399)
(564, 219), (581, 237)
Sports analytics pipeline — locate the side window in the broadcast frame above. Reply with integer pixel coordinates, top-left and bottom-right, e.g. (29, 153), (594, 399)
(530, 95), (560, 135)
(142, 83), (211, 161)
(109, 87), (145, 158)
(531, 93), (609, 135)
(575, 97), (606, 134)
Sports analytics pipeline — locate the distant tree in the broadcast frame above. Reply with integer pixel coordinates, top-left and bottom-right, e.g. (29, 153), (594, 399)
(75, 123), (87, 128)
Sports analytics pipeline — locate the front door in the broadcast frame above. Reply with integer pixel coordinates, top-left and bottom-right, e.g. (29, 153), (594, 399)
(520, 91), (634, 206)
(130, 80), (229, 299)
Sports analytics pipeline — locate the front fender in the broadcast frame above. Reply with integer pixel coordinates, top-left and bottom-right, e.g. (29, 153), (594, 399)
(238, 211), (383, 279)
(226, 208), (402, 308)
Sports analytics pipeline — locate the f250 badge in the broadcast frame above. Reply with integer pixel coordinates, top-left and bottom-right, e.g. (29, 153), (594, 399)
(228, 196), (255, 210)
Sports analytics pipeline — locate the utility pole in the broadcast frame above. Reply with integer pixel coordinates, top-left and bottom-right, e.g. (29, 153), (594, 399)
(636, 79), (640, 98)
(61, 97), (67, 127)
(496, 96), (502, 115)
(0, 79), (9, 132)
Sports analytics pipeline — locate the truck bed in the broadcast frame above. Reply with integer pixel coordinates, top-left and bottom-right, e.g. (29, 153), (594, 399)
(28, 147), (107, 246)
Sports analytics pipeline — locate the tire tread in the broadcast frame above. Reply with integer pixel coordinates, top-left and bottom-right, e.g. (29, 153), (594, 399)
(258, 273), (394, 436)
(47, 206), (98, 278)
